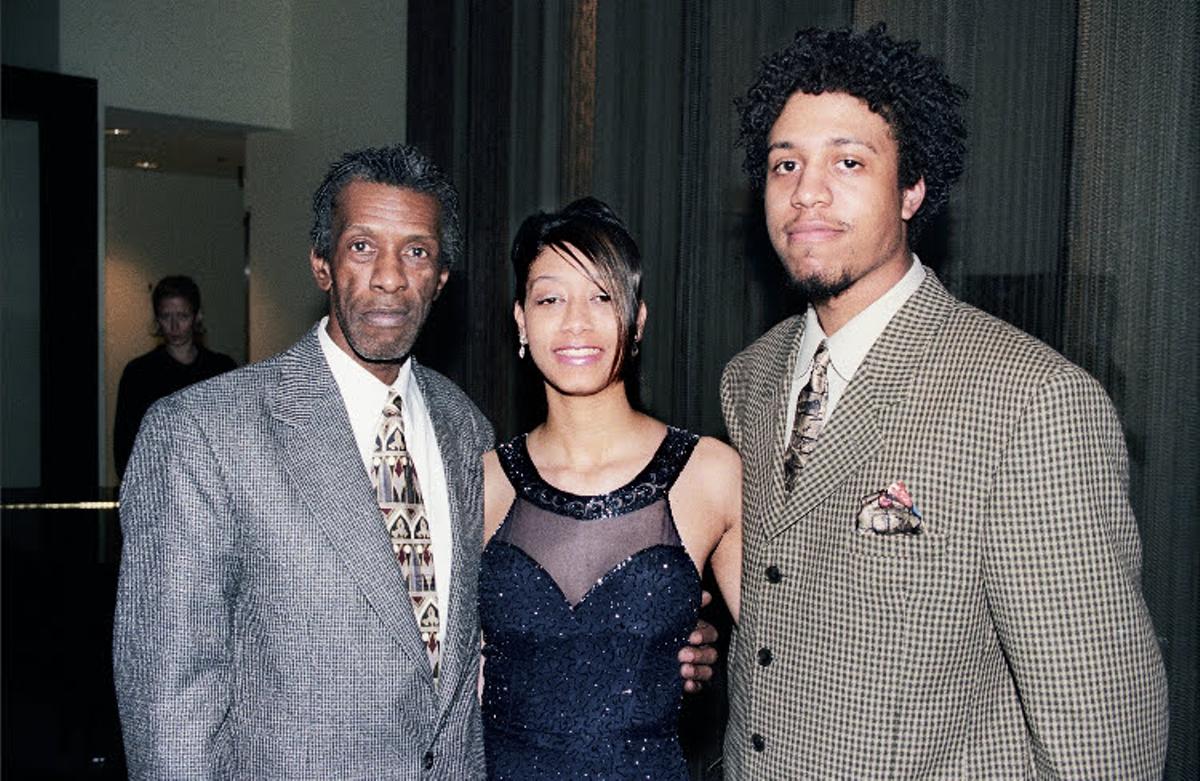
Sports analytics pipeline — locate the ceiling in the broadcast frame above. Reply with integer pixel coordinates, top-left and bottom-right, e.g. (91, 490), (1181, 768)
(104, 108), (250, 180)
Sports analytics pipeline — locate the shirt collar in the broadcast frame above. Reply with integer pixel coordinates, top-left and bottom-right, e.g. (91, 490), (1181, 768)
(798, 256), (927, 383)
(316, 315), (413, 414)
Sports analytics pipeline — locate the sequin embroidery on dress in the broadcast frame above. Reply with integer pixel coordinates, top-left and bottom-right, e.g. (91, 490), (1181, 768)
(479, 426), (703, 780)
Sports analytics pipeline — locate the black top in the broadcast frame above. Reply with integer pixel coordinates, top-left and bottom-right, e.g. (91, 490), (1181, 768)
(479, 426), (702, 779)
(113, 345), (236, 479)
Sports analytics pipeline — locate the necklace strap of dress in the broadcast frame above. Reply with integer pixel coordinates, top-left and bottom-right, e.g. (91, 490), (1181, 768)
(494, 427), (700, 521)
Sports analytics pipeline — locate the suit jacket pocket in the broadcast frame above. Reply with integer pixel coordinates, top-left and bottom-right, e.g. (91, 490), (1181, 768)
(847, 527), (947, 560)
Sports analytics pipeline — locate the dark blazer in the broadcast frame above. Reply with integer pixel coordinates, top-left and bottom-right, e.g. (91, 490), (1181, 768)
(721, 274), (1168, 778)
(114, 326), (493, 779)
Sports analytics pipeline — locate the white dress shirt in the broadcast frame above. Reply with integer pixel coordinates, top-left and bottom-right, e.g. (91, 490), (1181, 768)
(317, 317), (455, 633)
(785, 258), (927, 434)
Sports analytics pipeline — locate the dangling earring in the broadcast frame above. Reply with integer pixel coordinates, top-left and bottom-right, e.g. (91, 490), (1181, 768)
(518, 334), (527, 359)
(632, 334), (642, 357)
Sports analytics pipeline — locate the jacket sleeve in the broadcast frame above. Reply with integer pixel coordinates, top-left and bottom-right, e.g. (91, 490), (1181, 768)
(720, 358), (743, 449)
(113, 397), (238, 779)
(984, 366), (1169, 779)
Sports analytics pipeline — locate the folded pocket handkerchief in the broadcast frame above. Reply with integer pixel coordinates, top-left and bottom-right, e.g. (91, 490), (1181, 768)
(856, 480), (923, 535)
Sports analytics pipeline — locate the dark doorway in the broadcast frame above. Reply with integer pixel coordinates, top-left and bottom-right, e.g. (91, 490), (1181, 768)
(2, 65), (100, 494)
(2, 65), (126, 778)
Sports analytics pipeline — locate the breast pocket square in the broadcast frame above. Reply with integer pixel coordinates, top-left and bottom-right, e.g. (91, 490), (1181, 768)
(857, 480), (923, 535)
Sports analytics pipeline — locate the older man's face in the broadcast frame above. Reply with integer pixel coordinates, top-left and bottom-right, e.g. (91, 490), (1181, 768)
(310, 180), (449, 383)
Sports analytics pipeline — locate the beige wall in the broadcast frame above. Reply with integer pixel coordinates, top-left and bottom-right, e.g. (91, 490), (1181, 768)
(245, 0), (409, 360)
(58, 0), (293, 129)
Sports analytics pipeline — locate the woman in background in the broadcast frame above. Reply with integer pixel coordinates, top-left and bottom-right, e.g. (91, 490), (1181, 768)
(113, 275), (236, 479)
(479, 198), (742, 779)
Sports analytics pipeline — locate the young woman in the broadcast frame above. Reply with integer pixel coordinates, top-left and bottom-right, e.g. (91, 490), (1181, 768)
(478, 198), (742, 779)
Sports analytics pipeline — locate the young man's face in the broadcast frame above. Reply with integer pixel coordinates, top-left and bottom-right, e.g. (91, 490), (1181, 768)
(310, 180), (450, 383)
(764, 91), (925, 310)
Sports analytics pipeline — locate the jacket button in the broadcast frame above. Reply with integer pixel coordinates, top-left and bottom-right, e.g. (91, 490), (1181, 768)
(423, 750), (434, 770)
(765, 565), (782, 583)
(757, 647), (773, 666)
(752, 733), (765, 752)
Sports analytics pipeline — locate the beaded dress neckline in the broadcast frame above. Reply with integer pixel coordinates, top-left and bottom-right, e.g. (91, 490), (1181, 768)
(499, 425), (695, 521)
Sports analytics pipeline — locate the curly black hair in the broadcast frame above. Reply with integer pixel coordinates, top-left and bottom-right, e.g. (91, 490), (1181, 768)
(736, 23), (967, 241)
(309, 144), (462, 269)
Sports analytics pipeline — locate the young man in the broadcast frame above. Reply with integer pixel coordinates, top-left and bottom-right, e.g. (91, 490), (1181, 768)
(721, 25), (1168, 778)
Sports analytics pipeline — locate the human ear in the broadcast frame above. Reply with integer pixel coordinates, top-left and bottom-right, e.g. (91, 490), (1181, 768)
(513, 300), (527, 342)
(310, 249), (333, 292)
(433, 267), (450, 299)
(901, 177), (926, 221)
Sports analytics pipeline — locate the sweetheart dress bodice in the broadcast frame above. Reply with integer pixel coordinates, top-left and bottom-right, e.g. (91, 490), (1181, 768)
(478, 427), (702, 780)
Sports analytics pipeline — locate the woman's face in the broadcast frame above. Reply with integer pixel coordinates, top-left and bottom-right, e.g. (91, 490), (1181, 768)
(515, 244), (624, 398)
(156, 295), (197, 347)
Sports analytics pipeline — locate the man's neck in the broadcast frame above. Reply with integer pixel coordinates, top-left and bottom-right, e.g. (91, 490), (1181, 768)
(318, 316), (405, 387)
(814, 254), (913, 335)
(360, 360), (402, 386)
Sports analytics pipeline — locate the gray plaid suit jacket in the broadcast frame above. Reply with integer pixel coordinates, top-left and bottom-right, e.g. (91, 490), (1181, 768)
(720, 274), (1168, 779)
(114, 326), (494, 779)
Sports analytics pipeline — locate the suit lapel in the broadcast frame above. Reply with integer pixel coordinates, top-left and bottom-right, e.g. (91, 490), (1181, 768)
(412, 362), (481, 715)
(861, 271), (958, 408)
(769, 319), (807, 472)
(271, 329), (430, 675)
(772, 375), (885, 537)
(735, 316), (804, 515)
(765, 272), (957, 539)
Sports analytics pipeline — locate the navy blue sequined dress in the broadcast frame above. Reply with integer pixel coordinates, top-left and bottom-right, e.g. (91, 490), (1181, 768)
(479, 427), (702, 780)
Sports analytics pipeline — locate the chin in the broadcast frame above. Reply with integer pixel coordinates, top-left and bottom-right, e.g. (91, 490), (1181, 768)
(788, 270), (854, 302)
(546, 372), (624, 399)
(348, 334), (417, 363)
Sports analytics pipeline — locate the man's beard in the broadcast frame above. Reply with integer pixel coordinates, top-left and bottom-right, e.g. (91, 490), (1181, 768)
(789, 270), (853, 303)
(331, 296), (420, 365)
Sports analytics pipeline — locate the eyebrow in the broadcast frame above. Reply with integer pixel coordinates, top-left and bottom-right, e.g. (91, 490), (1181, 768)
(767, 137), (880, 154)
(526, 272), (606, 291)
(341, 224), (438, 242)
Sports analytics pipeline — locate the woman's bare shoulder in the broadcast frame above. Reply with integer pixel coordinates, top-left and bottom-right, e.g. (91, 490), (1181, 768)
(688, 435), (742, 478)
(483, 449), (516, 542)
(672, 435), (741, 512)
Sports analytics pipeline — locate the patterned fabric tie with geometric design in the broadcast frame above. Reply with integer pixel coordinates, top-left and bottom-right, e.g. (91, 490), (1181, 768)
(371, 390), (440, 682)
(783, 340), (831, 492)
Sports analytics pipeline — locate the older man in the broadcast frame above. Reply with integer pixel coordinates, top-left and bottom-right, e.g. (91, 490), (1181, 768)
(114, 145), (493, 778)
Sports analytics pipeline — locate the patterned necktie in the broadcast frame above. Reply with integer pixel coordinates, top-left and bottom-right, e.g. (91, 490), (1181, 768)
(371, 391), (441, 681)
(783, 340), (831, 491)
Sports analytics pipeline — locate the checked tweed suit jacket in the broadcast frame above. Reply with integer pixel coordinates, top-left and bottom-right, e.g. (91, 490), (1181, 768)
(114, 326), (493, 779)
(720, 274), (1168, 779)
